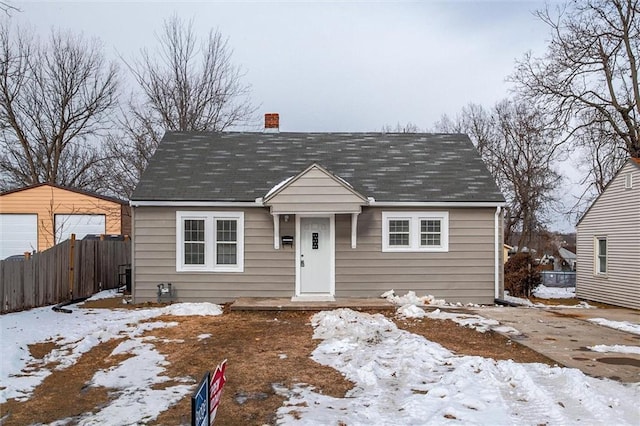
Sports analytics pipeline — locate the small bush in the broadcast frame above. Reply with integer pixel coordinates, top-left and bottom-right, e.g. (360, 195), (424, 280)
(504, 252), (541, 297)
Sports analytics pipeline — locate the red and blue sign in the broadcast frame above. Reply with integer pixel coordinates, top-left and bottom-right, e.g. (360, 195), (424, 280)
(191, 360), (227, 426)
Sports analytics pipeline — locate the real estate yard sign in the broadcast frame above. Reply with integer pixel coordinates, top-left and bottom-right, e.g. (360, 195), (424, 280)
(191, 372), (210, 426)
(209, 360), (227, 424)
(191, 360), (227, 426)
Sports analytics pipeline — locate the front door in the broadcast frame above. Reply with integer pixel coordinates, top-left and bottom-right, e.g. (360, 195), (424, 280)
(299, 217), (332, 296)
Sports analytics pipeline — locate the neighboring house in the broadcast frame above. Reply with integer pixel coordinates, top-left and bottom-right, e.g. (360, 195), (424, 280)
(556, 247), (576, 272)
(503, 244), (513, 264)
(0, 183), (130, 259)
(576, 158), (640, 310)
(130, 114), (506, 304)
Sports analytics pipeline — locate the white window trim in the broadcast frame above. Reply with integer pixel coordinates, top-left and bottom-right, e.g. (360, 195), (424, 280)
(382, 211), (449, 252)
(176, 211), (244, 272)
(624, 172), (633, 189)
(594, 236), (607, 275)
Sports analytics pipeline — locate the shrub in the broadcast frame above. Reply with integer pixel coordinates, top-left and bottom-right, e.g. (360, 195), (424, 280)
(504, 252), (541, 297)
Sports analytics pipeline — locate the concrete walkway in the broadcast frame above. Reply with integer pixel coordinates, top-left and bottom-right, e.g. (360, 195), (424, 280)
(468, 306), (640, 383)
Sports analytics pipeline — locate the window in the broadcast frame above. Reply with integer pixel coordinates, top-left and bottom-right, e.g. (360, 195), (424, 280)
(624, 173), (633, 189)
(382, 212), (449, 252)
(595, 237), (607, 275)
(388, 219), (410, 247)
(176, 211), (244, 272)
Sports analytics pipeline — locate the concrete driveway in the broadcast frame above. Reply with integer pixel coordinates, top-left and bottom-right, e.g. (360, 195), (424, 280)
(468, 306), (640, 383)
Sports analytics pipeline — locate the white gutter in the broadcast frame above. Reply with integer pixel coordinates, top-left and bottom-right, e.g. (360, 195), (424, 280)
(370, 201), (507, 208)
(130, 200), (263, 207)
(494, 206), (502, 299)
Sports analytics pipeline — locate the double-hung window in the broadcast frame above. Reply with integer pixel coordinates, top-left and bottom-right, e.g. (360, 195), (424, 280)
(382, 212), (449, 252)
(595, 236), (607, 275)
(176, 211), (244, 272)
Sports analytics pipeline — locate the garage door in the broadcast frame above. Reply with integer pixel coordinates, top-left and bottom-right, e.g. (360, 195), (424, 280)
(55, 214), (106, 242)
(0, 214), (38, 259)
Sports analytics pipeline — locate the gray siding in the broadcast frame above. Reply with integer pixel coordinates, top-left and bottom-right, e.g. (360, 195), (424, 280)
(133, 207), (295, 303)
(576, 161), (640, 309)
(266, 168), (365, 214)
(133, 206), (501, 304)
(336, 208), (499, 304)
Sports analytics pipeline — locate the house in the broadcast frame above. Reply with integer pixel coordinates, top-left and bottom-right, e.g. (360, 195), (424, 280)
(503, 244), (513, 264)
(576, 158), (640, 309)
(0, 183), (130, 259)
(556, 247), (576, 272)
(130, 114), (506, 304)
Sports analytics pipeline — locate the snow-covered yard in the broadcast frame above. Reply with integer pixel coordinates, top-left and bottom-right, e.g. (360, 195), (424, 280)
(1, 290), (639, 425)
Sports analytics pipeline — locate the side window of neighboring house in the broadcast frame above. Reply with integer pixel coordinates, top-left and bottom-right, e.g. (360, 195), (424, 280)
(382, 212), (449, 252)
(624, 172), (633, 189)
(595, 236), (607, 275)
(176, 211), (244, 272)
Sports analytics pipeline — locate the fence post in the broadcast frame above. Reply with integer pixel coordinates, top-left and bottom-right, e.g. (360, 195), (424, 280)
(69, 234), (76, 300)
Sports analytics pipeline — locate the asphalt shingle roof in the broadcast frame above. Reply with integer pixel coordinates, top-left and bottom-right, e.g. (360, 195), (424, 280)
(131, 132), (505, 203)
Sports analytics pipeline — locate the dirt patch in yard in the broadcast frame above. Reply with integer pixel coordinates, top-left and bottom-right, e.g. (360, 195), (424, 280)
(1, 304), (558, 425)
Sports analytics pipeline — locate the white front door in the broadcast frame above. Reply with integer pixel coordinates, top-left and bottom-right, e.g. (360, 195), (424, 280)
(298, 217), (333, 297)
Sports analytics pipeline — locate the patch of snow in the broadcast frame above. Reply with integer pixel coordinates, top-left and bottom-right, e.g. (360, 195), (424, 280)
(197, 333), (212, 340)
(396, 304), (426, 318)
(587, 345), (640, 355)
(265, 175), (293, 198)
(160, 302), (223, 316)
(277, 309), (640, 425)
(0, 301), (222, 405)
(83, 289), (120, 301)
(425, 309), (521, 335)
(589, 318), (640, 335)
(382, 290), (446, 306)
(278, 353), (288, 360)
(533, 285), (576, 299)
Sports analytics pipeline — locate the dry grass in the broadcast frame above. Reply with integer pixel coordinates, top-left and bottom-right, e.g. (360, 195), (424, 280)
(1, 300), (556, 425)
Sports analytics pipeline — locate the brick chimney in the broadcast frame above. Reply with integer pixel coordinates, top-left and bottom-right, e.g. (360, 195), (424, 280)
(264, 113), (279, 132)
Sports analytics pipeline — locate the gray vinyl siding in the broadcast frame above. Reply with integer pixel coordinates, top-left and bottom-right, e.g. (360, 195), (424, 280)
(576, 162), (640, 309)
(132, 207), (295, 303)
(132, 205), (501, 304)
(336, 207), (499, 304)
(266, 168), (365, 214)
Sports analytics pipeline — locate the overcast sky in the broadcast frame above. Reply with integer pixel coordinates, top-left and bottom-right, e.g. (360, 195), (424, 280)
(11, 1), (576, 231)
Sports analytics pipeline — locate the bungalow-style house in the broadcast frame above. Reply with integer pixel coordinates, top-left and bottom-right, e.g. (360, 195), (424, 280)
(130, 114), (506, 304)
(0, 183), (130, 259)
(576, 158), (640, 310)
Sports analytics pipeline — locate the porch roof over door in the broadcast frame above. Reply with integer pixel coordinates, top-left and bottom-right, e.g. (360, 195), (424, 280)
(263, 163), (369, 214)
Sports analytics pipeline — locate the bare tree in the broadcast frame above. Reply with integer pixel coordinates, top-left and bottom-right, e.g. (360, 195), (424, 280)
(381, 122), (421, 133)
(104, 15), (256, 197)
(435, 101), (562, 250)
(0, 22), (119, 191)
(0, 2), (19, 16)
(510, 0), (640, 159)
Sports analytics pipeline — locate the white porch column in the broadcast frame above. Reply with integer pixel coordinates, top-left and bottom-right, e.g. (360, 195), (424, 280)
(273, 214), (280, 249)
(351, 213), (358, 249)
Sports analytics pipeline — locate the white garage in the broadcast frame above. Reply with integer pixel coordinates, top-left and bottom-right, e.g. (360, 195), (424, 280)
(0, 214), (38, 259)
(55, 214), (106, 242)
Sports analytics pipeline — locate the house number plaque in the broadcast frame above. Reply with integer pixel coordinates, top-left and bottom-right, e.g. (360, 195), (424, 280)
(312, 233), (319, 249)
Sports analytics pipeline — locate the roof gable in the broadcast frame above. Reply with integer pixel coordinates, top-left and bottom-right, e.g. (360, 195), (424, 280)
(577, 158), (639, 226)
(131, 132), (505, 204)
(263, 163), (368, 214)
(0, 183), (127, 205)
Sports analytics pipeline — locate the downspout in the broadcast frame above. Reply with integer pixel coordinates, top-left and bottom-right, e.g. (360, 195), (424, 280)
(494, 206), (502, 299)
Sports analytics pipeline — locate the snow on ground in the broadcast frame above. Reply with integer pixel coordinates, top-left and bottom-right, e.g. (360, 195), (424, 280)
(532, 284), (576, 299)
(589, 318), (640, 335)
(277, 309), (640, 425)
(1, 293), (222, 424)
(588, 345), (640, 355)
(397, 305), (521, 335)
(503, 292), (593, 309)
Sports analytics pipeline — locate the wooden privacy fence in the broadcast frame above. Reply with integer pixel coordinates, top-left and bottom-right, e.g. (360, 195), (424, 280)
(0, 239), (130, 314)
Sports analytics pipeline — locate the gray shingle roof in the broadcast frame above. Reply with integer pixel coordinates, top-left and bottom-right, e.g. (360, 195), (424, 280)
(131, 132), (505, 203)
